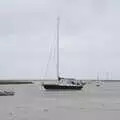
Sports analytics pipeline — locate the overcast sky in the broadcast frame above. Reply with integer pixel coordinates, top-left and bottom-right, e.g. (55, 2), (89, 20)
(0, 0), (120, 80)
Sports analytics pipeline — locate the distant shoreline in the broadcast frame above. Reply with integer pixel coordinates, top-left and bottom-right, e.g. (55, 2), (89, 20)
(0, 79), (120, 85)
(91, 80), (120, 82)
(0, 80), (33, 85)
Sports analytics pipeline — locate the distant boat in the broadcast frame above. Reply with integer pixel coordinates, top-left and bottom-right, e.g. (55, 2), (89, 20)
(96, 73), (101, 87)
(96, 81), (101, 87)
(42, 17), (83, 90)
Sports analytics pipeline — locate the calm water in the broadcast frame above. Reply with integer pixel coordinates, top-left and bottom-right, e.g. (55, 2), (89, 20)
(0, 82), (120, 120)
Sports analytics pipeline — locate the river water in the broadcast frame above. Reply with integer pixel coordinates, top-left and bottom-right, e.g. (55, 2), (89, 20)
(0, 82), (120, 120)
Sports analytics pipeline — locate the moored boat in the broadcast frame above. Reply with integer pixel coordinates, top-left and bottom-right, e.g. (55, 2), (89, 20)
(42, 17), (83, 90)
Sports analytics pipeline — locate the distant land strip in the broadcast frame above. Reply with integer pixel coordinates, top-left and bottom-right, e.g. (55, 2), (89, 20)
(91, 80), (120, 82)
(0, 79), (120, 85)
(0, 80), (33, 84)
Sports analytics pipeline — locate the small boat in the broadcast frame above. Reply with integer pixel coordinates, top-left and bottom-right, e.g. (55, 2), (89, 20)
(0, 90), (15, 96)
(96, 82), (101, 87)
(42, 17), (83, 90)
(80, 80), (86, 86)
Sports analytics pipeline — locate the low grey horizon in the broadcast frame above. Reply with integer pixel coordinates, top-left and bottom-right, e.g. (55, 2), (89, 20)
(0, 0), (120, 80)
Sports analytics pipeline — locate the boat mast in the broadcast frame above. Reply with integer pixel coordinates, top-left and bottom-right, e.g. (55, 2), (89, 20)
(57, 17), (60, 81)
(97, 72), (99, 81)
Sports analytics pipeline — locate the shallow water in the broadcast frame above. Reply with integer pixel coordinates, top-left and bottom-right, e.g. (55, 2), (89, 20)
(0, 82), (120, 120)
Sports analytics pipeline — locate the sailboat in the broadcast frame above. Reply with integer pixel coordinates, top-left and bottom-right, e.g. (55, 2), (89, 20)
(96, 73), (101, 87)
(42, 17), (83, 90)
